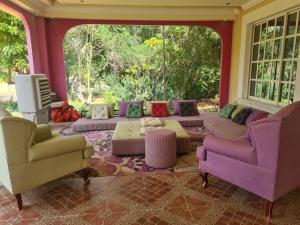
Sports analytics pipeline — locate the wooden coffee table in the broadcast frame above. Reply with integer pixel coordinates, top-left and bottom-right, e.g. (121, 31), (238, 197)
(112, 120), (191, 156)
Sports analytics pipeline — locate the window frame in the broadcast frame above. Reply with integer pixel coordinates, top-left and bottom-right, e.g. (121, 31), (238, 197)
(247, 8), (300, 106)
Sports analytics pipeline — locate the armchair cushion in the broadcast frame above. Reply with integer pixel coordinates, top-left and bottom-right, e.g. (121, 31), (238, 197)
(34, 124), (53, 143)
(28, 134), (86, 162)
(203, 134), (257, 164)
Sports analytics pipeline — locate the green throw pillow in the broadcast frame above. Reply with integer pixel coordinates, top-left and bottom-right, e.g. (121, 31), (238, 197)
(219, 104), (236, 119)
(231, 104), (247, 119)
(179, 102), (198, 116)
(232, 108), (252, 125)
(126, 103), (143, 118)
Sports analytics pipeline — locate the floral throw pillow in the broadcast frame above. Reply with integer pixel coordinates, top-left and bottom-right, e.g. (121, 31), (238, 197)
(126, 103), (143, 118)
(92, 105), (109, 120)
(179, 102), (198, 116)
(219, 104), (236, 119)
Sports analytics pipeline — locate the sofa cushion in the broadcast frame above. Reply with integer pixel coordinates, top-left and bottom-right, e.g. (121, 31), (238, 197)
(172, 100), (198, 115)
(179, 102), (199, 116)
(145, 101), (171, 115)
(118, 101), (130, 117)
(34, 124), (53, 143)
(232, 108), (252, 125)
(245, 109), (268, 126)
(71, 115), (203, 132)
(0, 108), (12, 118)
(203, 134), (257, 164)
(219, 104), (236, 118)
(28, 134), (86, 162)
(92, 105), (109, 120)
(151, 103), (169, 117)
(231, 104), (247, 119)
(119, 101), (143, 117)
(87, 103), (115, 118)
(201, 113), (247, 139)
(126, 103), (143, 118)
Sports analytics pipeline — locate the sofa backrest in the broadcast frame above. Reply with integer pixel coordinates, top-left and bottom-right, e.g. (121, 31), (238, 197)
(248, 117), (281, 170)
(273, 101), (300, 198)
(0, 117), (36, 166)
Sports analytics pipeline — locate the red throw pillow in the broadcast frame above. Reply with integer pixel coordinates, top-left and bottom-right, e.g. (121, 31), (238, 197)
(254, 114), (268, 121)
(151, 103), (169, 117)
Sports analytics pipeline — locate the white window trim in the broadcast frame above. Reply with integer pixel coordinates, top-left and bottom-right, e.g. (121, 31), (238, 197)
(237, 0), (300, 114)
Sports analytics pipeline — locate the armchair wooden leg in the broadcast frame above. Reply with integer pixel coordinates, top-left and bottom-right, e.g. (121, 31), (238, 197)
(200, 172), (208, 188)
(265, 200), (273, 218)
(80, 168), (92, 185)
(15, 194), (23, 210)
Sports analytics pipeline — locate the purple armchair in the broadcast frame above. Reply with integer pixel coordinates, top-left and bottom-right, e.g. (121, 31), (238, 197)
(197, 101), (300, 218)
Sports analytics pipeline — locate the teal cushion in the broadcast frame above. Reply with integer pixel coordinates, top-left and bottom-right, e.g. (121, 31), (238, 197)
(232, 108), (252, 125)
(219, 104), (236, 119)
(126, 103), (143, 118)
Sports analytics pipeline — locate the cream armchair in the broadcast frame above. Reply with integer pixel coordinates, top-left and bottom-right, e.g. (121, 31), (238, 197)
(0, 111), (94, 210)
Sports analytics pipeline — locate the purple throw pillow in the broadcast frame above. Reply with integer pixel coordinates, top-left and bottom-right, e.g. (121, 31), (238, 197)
(172, 100), (199, 115)
(118, 101), (144, 117)
(245, 109), (268, 126)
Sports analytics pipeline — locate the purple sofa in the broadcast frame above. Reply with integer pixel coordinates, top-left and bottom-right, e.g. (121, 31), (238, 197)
(197, 101), (300, 218)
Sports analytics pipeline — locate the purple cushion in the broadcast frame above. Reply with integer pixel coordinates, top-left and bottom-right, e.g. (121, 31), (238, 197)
(118, 101), (144, 117)
(245, 109), (268, 126)
(172, 100), (199, 115)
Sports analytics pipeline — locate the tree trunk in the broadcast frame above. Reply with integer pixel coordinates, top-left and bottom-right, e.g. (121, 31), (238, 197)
(7, 67), (12, 84)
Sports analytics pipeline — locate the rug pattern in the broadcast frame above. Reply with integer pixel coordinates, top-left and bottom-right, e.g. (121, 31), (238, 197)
(60, 126), (209, 177)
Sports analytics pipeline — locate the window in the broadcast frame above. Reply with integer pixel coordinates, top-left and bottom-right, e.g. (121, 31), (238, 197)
(249, 9), (300, 105)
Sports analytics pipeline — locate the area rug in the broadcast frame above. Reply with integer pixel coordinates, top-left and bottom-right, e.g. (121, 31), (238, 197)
(59, 126), (209, 177)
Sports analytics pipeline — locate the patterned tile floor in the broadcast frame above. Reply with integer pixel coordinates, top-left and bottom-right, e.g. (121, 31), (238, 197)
(1, 172), (300, 225)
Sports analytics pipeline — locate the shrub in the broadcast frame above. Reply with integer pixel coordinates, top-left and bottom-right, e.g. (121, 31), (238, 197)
(0, 101), (18, 112)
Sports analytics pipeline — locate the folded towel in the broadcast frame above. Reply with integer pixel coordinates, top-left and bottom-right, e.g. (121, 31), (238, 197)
(141, 118), (162, 127)
(140, 126), (163, 136)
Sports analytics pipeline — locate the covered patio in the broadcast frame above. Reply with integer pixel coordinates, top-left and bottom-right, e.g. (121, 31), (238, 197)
(0, 0), (300, 224)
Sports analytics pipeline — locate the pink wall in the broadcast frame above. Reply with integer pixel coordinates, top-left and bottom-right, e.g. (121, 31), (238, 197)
(0, 1), (233, 107)
(0, 0), (50, 77)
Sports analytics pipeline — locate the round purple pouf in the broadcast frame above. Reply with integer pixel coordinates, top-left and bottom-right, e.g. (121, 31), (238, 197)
(145, 129), (177, 169)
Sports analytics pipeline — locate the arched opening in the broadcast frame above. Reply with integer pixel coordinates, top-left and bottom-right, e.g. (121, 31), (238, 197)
(63, 24), (221, 112)
(0, 8), (29, 113)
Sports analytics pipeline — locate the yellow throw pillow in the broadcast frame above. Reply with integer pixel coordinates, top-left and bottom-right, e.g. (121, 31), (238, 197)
(231, 104), (247, 119)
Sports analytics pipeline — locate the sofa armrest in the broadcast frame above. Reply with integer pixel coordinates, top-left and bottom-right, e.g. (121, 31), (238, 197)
(203, 134), (256, 164)
(34, 124), (53, 143)
(28, 134), (86, 162)
(248, 117), (281, 170)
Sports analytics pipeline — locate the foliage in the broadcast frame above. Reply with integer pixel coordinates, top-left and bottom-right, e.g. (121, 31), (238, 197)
(0, 11), (29, 83)
(64, 25), (221, 104)
(0, 101), (18, 112)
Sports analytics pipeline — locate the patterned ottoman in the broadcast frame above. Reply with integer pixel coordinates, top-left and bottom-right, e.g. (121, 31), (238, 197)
(145, 129), (177, 168)
(112, 120), (191, 156)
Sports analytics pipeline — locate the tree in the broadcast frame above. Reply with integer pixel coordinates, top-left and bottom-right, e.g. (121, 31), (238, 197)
(64, 24), (221, 104)
(0, 11), (28, 83)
